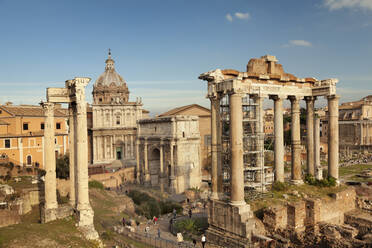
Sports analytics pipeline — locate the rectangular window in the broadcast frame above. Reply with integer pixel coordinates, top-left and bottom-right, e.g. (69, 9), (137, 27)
(41, 123), (44, 130)
(4, 139), (10, 148)
(56, 123), (61, 129)
(23, 123), (29, 130)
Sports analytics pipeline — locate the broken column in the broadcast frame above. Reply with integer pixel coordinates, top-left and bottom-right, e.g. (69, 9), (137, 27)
(289, 96), (303, 184)
(305, 96), (315, 176)
(41, 102), (58, 223)
(327, 95), (339, 181)
(272, 95), (284, 182)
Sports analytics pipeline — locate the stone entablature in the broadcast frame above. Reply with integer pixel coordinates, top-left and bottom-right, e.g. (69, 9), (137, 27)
(136, 115), (201, 194)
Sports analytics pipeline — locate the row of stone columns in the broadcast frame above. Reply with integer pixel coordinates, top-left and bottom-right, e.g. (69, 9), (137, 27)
(209, 92), (340, 203)
(42, 78), (96, 232)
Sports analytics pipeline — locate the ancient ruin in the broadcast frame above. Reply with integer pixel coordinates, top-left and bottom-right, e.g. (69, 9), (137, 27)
(199, 55), (340, 246)
(41, 78), (99, 241)
(136, 116), (202, 193)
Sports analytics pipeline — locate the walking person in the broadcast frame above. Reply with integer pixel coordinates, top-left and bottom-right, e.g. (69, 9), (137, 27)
(188, 208), (192, 219)
(122, 217), (126, 227)
(145, 225), (150, 237)
(201, 234), (206, 248)
(157, 228), (161, 239)
(192, 238), (197, 247)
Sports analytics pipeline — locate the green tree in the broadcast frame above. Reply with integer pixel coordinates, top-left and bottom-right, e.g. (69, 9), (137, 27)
(56, 154), (69, 179)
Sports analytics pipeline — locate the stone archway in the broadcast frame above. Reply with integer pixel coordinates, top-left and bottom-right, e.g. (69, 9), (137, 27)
(115, 140), (124, 160)
(149, 147), (160, 186)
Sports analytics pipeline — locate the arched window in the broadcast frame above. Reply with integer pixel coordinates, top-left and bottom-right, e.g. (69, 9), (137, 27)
(27, 155), (32, 165)
(116, 115), (121, 125)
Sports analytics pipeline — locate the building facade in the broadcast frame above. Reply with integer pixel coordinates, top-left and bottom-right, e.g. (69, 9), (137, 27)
(92, 51), (144, 166)
(158, 104), (211, 174)
(137, 116), (202, 194)
(0, 103), (68, 168)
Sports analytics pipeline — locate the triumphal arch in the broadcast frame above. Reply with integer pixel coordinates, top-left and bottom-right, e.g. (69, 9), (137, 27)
(41, 77), (99, 241)
(199, 55), (339, 247)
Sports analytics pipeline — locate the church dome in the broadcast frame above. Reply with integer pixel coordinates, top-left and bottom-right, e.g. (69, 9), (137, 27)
(94, 50), (126, 87)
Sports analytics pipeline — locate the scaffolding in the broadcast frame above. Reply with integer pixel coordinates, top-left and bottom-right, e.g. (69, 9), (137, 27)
(220, 94), (272, 199)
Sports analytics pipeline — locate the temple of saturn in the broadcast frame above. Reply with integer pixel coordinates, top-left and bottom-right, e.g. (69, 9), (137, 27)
(41, 77), (99, 240)
(199, 55), (339, 247)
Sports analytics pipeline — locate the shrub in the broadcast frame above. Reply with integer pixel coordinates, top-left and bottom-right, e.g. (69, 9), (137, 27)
(37, 169), (46, 177)
(272, 181), (289, 192)
(305, 174), (337, 187)
(88, 180), (104, 190)
(56, 154), (69, 179)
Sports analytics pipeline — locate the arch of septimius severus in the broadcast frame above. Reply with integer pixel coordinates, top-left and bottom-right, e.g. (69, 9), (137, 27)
(41, 77), (99, 241)
(199, 55), (339, 247)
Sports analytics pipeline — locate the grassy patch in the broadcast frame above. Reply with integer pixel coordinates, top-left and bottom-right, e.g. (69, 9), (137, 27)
(339, 164), (372, 177)
(0, 207), (96, 248)
(88, 180), (104, 190)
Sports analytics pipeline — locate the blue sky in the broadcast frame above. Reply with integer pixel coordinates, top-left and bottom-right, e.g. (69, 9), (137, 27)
(0, 0), (371, 114)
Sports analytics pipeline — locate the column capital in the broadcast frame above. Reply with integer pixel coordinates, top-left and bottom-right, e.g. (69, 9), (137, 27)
(288, 95), (303, 102)
(327, 94), (340, 100)
(304, 96), (316, 102)
(41, 102), (54, 116)
(269, 95), (286, 101)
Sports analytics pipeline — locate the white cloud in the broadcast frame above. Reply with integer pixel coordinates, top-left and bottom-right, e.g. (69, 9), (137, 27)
(283, 40), (312, 47)
(324, 0), (372, 11)
(226, 13), (233, 22)
(234, 12), (250, 20)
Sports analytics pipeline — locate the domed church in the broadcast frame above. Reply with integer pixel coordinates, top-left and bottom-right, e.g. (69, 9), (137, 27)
(92, 50), (144, 166)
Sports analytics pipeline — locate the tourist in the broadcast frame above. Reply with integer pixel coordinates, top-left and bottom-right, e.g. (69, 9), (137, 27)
(173, 208), (177, 218)
(122, 217), (125, 226)
(192, 238), (197, 247)
(188, 208), (192, 218)
(153, 216), (158, 225)
(157, 228), (161, 238)
(145, 225), (150, 237)
(201, 234), (206, 248)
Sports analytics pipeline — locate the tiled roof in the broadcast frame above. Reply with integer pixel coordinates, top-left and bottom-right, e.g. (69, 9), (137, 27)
(0, 105), (67, 117)
(158, 104), (210, 117)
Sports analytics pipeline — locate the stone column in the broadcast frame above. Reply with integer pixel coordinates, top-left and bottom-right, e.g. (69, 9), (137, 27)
(305, 96), (315, 176)
(136, 139), (140, 183)
(314, 113), (322, 180)
(253, 95), (264, 187)
(41, 102), (58, 222)
(131, 135), (134, 158)
(160, 140), (164, 192)
(170, 141), (176, 193)
(210, 96), (219, 199)
(216, 99), (223, 197)
(124, 135), (128, 159)
(74, 78), (96, 229)
(68, 103), (76, 207)
(360, 123), (364, 145)
(327, 95), (339, 181)
(229, 92), (245, 205)
(271, 95), (284, 182)
(289, 96), (303, 184)
(144, 139), (150, 183)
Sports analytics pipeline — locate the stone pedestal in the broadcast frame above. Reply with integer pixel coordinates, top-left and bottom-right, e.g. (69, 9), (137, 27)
(206, 200), (255, 248)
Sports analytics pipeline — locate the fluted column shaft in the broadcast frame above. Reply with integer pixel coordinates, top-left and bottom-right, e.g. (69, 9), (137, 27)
(289, 96), (303, 184)
(253, 95), (264, 185)
(305, 96), (315, 176)
(144, 140), (150, 182)
(272, 96), (284, 182)
(68, 104), (76, 207)
(43, 102), (58, 210)
(229, 93), (245, 205)
(328, 95), (339, 180)
(160, 140), (164, 192)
